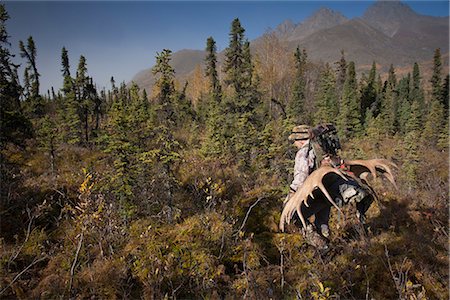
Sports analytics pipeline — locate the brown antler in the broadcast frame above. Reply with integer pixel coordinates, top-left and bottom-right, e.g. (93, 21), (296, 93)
(344, 159), (398, 189)
(279, 166), (347, 232)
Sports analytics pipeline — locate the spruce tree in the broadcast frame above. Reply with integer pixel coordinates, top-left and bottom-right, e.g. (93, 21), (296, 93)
(37, 115), (58, 178)
(202, 37), (227, 157)
(337, 61), (362, 139)
(422, 49), (446, 147)
(151, 49), (181, 221)
(0, 4), (32, 148)
(0, 4), (33, 203)
(19, 36), (39, 98)
(403, 99), (421, 186)
(205, 36), (221, 102)
(152, 49), (176, 123)
(430, 48), (443, 105)
(378, 65), (398, 134)
(314, 63), (338, 124)
(59, 48), (82, 145)
(222, 19), (261, 167)
(75, 55), (94, 144)
(410, 62), (425, 123)
(287, 46), (307, 124)
(335, 50), (347, 100)
(360, 61), (377, 126)
(104, 89), (138, 219)
(223, 18), (246, 99)
(397, 74), (411, 134)
(422, 99), (445, 147)
(19, 36), (43, 115)
(60, 47), (72, 94)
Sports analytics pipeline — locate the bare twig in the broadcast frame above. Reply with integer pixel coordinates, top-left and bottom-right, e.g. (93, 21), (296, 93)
(0, 255), (47, 296)
(8, 206), (34, 268)
(279, 238), (285, 292)
(363, 265), (370, 300)
(385, 245), (404, 299)
(238, 197), (264, 234)
(68, 232), (84, 294)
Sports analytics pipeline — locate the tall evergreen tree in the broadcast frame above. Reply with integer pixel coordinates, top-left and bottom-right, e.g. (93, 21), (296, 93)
(75, 55), (94, 143)
(378, 65), (398, 134)
(19, 36), (43, 115)
(314, 63), (338, 124)
(205, 36), (221, 101)
(422, 49), (446, 147)
(151, 49), (181, 221)
(360, 61), (377, 125)
(403, 99), (421, 185)
(0, 4), (32, 147)
(287, 46), (307, 123)
(221, 19), (261, 167)
(152, 49), (176, 123)
(223, 18), (247, 100)
(337, 61), (362, 139)
(335, 49), (347, 99)
(430, 48), (443, 105)
(0, 4), (32, 203)
(59, 48), (81, 144)
(410, 62), (425, 123)
(397, 74), (411, 134)
(202, 36), (228, 157)
(19, 36), (39, 98)
(60, 47), (73, 94)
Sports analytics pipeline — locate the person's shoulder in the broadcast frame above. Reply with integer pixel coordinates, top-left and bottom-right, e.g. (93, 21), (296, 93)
(295, 144), (309, 158)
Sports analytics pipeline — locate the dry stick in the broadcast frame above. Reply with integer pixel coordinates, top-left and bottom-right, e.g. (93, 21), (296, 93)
(384, 245), (403, 299)
(238, 197), (264, 234)
(363, 265), (370, 300)
(8, 208), (34, 268)
(68, 232), (84, 294)
(0, 255), (47, 296)
(280, 242), (285, 292)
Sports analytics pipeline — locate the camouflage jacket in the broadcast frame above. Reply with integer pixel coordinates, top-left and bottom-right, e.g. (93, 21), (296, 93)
(290, 141), (318, 192)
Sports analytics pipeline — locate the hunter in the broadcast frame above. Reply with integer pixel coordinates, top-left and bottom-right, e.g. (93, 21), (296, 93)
(286, 124), (374, 249)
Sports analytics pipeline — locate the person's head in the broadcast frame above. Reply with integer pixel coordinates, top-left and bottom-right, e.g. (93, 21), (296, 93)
(288, 125), (311, 149)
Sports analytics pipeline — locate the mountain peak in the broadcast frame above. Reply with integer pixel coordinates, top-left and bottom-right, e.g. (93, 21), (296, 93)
(309, 6), (348, 23)
(275, 19), (296, 35)
(364, 1), (417, 19)
(285, 6), (348, 41)
(363, 1), (418, 36)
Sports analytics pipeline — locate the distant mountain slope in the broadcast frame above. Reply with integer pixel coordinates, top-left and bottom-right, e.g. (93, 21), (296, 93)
(290, 18), (409, 68)
(131, 49), (205, 91)
(287, 7), (349, 41)
(362, 0), (449, 60)
(131, 1), (449, 91)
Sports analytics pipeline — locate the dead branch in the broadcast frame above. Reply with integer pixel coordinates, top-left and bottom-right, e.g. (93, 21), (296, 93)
(0, 255), (48, 296)
(237, 197), (264, 234)
(8, 206), (34, 268)
(68, 232), (84, 294)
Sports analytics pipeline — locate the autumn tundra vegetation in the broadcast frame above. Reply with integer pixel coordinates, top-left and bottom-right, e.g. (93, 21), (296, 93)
(1, 5), (448, 299)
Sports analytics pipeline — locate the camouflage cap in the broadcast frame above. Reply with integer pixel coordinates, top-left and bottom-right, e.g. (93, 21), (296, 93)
(288, 125), (311, 141)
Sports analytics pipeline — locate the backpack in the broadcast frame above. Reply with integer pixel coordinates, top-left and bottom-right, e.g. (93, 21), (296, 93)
(311, 124), (341, 157)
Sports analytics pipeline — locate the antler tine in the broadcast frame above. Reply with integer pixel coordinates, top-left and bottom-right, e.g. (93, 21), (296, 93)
(279, 166), (347, 232)
(368, 159), (398, 189)
(346, 159), (398, 189)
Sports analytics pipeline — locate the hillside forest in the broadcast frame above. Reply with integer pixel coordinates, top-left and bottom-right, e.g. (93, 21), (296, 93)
(1, 5), (449, 299)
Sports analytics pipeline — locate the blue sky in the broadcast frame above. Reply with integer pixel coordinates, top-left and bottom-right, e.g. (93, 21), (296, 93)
(4, 1), (449, 94)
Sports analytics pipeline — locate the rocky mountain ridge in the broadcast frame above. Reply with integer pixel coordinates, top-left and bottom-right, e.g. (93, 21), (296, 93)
(131, 1), (449, 92)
